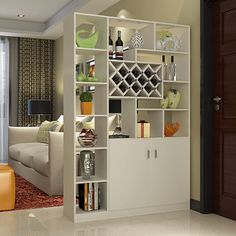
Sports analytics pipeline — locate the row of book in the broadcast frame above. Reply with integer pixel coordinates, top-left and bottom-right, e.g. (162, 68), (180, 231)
(78, 183), (100, 211)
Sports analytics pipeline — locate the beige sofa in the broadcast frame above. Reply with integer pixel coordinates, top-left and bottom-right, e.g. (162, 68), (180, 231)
(8, 127), (63, 196)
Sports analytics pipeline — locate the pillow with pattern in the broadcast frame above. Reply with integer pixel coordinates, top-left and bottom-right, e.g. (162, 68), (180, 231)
(37, 121), (63, 143)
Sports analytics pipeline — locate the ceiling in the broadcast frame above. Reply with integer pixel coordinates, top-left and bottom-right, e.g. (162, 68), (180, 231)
(0, 0), (120, 39)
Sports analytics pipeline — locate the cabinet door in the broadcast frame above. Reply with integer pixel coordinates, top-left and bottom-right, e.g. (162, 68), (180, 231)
(109, 139), (152, 210)
(150, 137), (190, 206)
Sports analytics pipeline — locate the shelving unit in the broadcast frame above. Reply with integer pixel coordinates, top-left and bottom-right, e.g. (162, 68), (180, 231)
(64, 12), (190, 223)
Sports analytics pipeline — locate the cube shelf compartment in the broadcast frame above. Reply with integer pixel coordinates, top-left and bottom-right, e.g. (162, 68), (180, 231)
(109, 61), (162, 98)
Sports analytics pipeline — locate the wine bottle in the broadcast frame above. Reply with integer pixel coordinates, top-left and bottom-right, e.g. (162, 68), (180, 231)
(126, 75), (134, 85)
(119, 68), (128, 77)
(151, 77), (158, 86)
(119, 83), (128, 93)
(109, 29), (113, 60)
(162, 55), (168, 81)
(132, 84), (140, 93)
(145, 84), (152, 93)
(115, 31), (123, 60)
(168, 56), (177, 81)
(138, 76), (147, 85)
(112, 75), (122, 84)
(144, 69), (155, 78)
(132, 69), (142, 78)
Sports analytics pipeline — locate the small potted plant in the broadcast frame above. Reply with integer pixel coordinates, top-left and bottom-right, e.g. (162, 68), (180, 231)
(80, 91), (93, 115)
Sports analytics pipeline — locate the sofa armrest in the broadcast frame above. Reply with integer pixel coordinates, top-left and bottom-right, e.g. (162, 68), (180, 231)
(48, 131), (64, 195)
(8, 126), (39, 146)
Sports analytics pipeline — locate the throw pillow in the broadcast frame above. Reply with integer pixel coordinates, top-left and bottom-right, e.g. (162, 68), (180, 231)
(50, 121), (63, 132)
(37, 121), (52, 143)
(37, 121), (62, 143)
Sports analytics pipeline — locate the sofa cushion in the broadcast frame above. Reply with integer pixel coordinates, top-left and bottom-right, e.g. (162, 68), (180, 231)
(37, 121), (63, 143)
(32, 151), (49, 177)
(9, 143), (48, 169)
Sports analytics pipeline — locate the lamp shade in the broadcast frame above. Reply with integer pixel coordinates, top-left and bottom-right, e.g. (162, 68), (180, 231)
(109, 100), (121, 113)
(28, 100), (51, 115)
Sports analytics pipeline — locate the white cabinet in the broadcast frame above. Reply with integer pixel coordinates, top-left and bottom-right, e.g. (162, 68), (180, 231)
(149, 138), (190, 206)
(64, 12), (190, 222)
(109, 138), (152, 210)
(109, 138), (189, 211)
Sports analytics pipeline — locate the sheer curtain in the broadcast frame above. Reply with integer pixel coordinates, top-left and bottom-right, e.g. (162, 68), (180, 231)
(0, 37), (9, 163)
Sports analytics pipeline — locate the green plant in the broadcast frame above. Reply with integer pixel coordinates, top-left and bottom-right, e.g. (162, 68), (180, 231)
(80, 91), (93, 102)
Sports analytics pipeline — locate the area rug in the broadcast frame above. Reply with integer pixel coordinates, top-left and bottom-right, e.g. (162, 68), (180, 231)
(14, 174), (63, 210)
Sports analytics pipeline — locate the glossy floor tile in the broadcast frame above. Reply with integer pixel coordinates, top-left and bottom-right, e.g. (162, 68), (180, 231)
(0, 207), (236, 236)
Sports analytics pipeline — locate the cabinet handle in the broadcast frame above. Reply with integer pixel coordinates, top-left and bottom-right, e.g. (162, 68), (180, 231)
(147, 150), (150, 159)
(154, 149), (158, 159)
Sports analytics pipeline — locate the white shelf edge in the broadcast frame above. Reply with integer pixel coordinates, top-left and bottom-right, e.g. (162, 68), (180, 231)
(164, 109), (189, 112)
(76, 146), (108, 151)
(109, 96), (162, 100)
(76, 81), (107, 86)
(75, 177), (107, 184)
(76, 114), (107, 117)
(137, 48), (189, 55)
(136, 108), (189, 111)
(76, 207), (107, 216)
(76, 47), (107, 55)
(109, 59), (136, 64)
(163, 80), (189, 84)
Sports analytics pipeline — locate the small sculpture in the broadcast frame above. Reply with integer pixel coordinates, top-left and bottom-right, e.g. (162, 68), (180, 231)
(76, 30), (99, 48)
(164, 122), (180, 137)
(129, 30), (144, 49)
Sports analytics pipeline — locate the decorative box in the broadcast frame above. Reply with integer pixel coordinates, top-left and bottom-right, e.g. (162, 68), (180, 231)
(137, 120), (150, 138)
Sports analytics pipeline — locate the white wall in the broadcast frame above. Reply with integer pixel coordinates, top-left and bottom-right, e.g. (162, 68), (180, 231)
(54, 36), (64, 120)
(102, 0), (201, 201)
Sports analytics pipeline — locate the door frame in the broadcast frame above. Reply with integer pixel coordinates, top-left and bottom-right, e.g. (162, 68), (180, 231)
(200, 0), (215, 213)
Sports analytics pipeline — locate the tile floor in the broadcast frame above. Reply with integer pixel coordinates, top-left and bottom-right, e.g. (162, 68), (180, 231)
(0, 207), (236, 236)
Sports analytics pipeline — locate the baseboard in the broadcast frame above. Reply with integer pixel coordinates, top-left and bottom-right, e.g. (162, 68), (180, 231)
(190, 199), (201, 212)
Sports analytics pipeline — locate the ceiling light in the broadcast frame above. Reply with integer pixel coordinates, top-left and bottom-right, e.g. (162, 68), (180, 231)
(17, 14), (25, 18)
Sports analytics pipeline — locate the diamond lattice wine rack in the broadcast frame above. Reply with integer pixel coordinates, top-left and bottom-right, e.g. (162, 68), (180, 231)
(109, 61), (163, 98)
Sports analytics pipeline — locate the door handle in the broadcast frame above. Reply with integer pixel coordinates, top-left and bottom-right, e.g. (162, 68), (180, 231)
(154, 149), (158, 159)
(213, 96), (221, 103)
(147, 150), (150, 159)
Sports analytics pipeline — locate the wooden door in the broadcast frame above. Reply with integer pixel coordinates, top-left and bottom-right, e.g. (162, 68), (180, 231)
(213, 0), (236, 220)
(109, 139), (152, 210)
(150, 138), (190, 206)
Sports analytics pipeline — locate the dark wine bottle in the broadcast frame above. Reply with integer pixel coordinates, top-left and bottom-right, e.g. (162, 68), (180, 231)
(112, 75), (122, 84)
(144, 69), (155, 78)
(138, 76), (147, 85)
(126, 75), (134, 85)
(115, 31), (123, 60)
(132, 84), (140, 93)
(150, 77), (158, 86)
(119, 83), (128, 93)
(109, 29), (113, 60)
(144, 84), (152, 93)
(132, 69), (142, 78)
(162, 55), (167, 80)
(119, 68), (128, 77)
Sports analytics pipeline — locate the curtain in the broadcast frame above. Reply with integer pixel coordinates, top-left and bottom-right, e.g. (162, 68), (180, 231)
(0, 37), (9, 163)
(9, 37), (18, 127)
(18, 38), (55, 127)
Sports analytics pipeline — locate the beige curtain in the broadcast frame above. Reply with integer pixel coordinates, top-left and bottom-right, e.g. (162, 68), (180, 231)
(18, 38), (55, 126)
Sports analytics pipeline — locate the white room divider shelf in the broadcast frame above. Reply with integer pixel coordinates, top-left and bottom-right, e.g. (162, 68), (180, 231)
(64, 12), (190, 223)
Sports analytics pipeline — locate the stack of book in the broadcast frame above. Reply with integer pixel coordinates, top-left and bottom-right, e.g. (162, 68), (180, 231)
(78, 183), (100, 211)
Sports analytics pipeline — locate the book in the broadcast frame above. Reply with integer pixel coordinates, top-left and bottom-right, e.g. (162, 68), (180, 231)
(94, 183), (98, 210)
(78, 184), (88, 211)
(88, 183), (93, 211)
